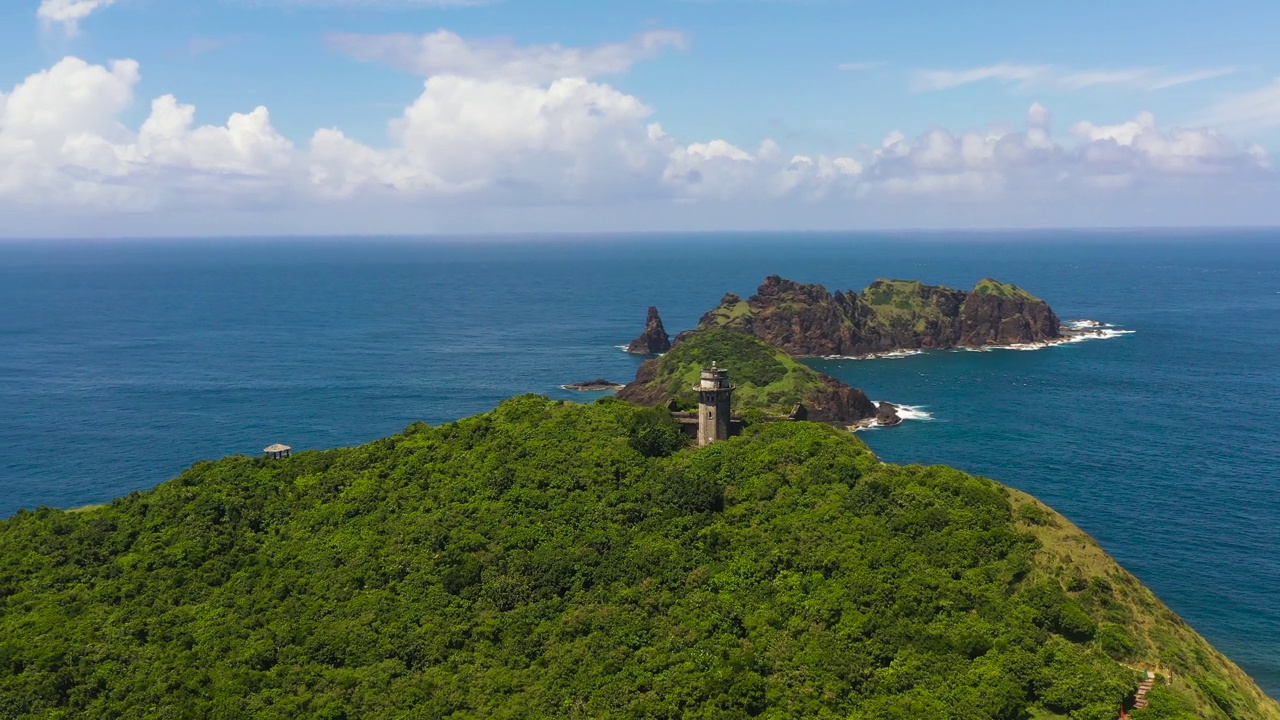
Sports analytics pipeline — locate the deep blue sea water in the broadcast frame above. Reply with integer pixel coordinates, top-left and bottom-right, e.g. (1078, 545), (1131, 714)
(2, 231), (1278, 696)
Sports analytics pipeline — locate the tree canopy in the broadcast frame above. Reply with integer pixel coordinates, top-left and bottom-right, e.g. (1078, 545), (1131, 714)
(1, 396), (1274, 719)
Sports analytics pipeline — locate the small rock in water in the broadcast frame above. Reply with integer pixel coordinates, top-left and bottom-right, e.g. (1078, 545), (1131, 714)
(563, 379), (625, 391)
(876, 402), (903, 427)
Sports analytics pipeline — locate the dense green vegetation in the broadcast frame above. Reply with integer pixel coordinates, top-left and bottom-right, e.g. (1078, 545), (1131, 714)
(629, 329), (834, 416)
(863, 279), (941, 307)
(1005, 490), (1277, 720)
(2, 397), (1276, 719)
(859, 279), (963, 335)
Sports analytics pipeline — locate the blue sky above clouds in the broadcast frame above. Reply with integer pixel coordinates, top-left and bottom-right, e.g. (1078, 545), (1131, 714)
(2, 0), (1280, 236)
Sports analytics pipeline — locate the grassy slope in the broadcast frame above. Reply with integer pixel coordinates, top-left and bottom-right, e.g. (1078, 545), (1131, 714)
(973, 278), (1039, 300)
(860, 279), (957, 334)
(639, 329), (830, 415)
(700, 297), (754, 327)
(1008, 490), (1280, 720)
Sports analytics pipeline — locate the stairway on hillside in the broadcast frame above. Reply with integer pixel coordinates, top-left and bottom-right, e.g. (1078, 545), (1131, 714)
(1134, 673), (1156, 710)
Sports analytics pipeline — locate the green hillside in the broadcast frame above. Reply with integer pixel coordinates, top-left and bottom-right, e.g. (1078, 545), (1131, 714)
(699, 294), (754, 328)
(860, 279), (964, 335)
(617, 329), (876, 423)
(1, 397), (1275, 719)
(622, 329), (831, 413)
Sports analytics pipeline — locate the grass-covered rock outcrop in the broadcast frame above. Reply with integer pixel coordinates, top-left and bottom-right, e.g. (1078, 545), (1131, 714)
(1, 396), (1275, 719)
(616, 328), (878, 423)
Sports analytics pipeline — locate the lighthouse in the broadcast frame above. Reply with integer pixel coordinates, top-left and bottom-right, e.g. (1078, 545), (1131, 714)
(695, 364), (733, 446)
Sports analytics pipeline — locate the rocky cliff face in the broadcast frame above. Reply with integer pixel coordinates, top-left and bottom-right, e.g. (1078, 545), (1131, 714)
(804, 376), (880, 424)
(696, 279), (849, 357)
(615, 359), (665, 406)
(697, 275), (1060, 356)
(957, 279), (1061, 346)
(625, 306), (672, 354)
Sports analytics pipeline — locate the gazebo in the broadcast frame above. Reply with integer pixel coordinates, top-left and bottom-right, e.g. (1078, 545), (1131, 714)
(263, 443), (292, 460)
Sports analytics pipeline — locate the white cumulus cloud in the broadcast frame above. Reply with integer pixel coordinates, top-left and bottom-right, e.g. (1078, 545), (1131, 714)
(310, 75), (666, 202)
(851, 103), (1269, 200)
(0, 57), (294, 209)
(0, 30), (1275, 235)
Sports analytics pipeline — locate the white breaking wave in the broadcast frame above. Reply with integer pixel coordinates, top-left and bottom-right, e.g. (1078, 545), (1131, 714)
(823, 349), (924, 361)
(1064, 319), (1106, 329)
(834, 318), (1135, 359)
(889, 404), (934, 422)
(851, 402), (934, 431)
(990, 319), (1135, 351)
(1060, 327), (1136, 343)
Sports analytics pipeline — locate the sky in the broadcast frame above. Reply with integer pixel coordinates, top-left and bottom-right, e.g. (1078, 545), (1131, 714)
(2, 0), (1280, 237)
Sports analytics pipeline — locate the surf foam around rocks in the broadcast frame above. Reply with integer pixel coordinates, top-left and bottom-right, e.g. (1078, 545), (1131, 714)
(947, 319), (1134, 353)
(1001, 319), (1134, 350)
(824, 320), (1133, 360)
(1061, 319), (1136, 342)
(889, 404), (934, 422)
(823, 350), (925, 361)
(850, 402), (934, 431)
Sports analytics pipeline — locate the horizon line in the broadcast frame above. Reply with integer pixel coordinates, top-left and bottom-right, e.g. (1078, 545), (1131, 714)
(2, 224), (1279, 243)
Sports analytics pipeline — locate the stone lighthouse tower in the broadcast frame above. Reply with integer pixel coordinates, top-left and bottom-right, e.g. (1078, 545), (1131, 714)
(695, 364), (733, 446)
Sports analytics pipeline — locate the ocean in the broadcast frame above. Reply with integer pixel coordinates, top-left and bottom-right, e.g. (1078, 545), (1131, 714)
(1, 231), (1278, 696)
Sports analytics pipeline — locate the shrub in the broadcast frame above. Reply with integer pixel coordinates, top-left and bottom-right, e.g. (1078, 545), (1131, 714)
(626, 406), (688, 458)
(1096, 623), (1138, 661)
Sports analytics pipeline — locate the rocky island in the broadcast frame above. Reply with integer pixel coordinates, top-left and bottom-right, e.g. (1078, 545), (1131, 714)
(696, 275), (1062, 357)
